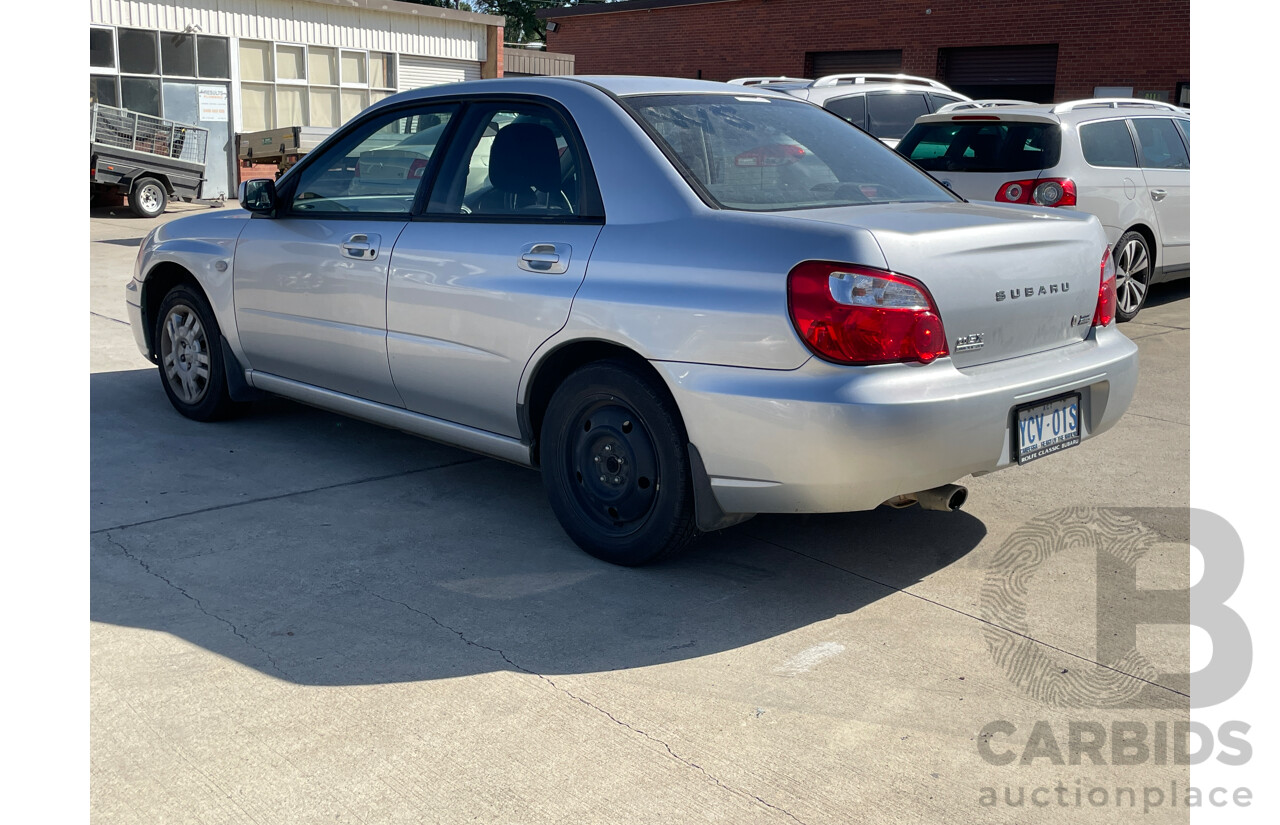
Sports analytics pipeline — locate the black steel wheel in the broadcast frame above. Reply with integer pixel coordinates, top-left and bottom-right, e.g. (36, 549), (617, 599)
(540, 360), (697, 565)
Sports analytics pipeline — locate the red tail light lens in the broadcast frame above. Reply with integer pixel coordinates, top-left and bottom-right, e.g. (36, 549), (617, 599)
(996, 177), (1077, 207)
(788, 261), (948, 365)
(1093, 247), (1117, 327)
(408, 158), (429, 179)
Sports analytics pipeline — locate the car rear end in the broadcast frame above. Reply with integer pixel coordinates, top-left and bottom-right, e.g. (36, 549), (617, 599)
(612, 88), (1136, 515)
(896, 108), (1079, 207)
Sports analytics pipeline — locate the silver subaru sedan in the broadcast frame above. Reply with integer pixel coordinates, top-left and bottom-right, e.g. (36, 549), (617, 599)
(124, 76), (1138, 565)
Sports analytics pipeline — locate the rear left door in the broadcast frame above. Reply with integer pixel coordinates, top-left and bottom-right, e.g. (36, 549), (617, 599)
(1130, 116), (1191, 270)
(386, 100), (605, 438)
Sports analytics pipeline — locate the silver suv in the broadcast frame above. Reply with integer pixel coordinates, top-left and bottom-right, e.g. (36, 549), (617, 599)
(898, 98), (1190, 321)
(729, 74), (971, 147)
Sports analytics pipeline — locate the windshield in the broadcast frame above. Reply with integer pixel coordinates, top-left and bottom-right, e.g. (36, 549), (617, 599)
(898, 120), (1062, 173)
(625, 93), (958, 211)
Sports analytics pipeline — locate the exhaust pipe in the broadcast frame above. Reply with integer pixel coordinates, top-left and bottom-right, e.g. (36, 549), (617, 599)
(915, 484), (968, 512)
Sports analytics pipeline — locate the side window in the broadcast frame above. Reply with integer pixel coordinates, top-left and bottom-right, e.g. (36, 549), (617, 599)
(1176, 118), (1190, 154)
(1079, 120), (1138, 168)
(928, 93), (965, 112)
(289, 106), (456, 215)
(1131, 118), (1190, 170)
(824, 95), (866, 128)
(865, 92), (930, 141)
(429, 104), (583, 218)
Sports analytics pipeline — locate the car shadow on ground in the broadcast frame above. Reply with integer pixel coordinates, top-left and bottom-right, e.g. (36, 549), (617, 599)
(91, 368), (987, 686)
(1143, 277), (1189, 312)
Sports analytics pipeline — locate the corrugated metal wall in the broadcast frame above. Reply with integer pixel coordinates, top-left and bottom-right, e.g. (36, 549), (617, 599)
(398, 55), (481, 90)
(89, 0), (488, 61)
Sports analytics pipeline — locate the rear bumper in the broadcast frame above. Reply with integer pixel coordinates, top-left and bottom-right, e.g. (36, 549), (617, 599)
(655, 325), (1138, 514)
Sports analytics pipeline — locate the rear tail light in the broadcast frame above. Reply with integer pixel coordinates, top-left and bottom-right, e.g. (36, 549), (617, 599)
(995, 177), (1077, 207)
(788, 261), (948, 365)
(408, 158), (429, 179)
(1092, 246), (1117, 327)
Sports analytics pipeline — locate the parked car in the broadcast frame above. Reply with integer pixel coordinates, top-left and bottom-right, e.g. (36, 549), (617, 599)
(126, 77), (1137, 565)
(897, 98), (1190, 321)
(731, 74), (971, 147)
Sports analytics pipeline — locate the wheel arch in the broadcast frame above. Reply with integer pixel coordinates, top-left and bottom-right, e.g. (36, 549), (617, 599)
(1119, 222), (1159, 269)
(139, 261), (203, 359)
(520, 339), (677, 468)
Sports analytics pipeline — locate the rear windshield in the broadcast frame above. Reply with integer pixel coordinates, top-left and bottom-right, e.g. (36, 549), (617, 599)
(897, 120), (1061, 173)
(625, 93), (957, 211)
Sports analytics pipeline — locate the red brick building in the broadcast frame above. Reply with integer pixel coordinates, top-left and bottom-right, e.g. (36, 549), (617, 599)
(541, 0), (1189, 105)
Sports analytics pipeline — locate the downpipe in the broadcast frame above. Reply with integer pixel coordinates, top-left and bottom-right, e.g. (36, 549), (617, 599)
(883, 484), (968, 512)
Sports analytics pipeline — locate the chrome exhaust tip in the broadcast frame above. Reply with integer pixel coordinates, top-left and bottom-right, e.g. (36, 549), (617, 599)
(914, 484), (968, 512)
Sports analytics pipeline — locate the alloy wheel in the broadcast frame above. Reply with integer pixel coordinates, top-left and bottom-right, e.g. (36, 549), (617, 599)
(159, 304), (212, 405)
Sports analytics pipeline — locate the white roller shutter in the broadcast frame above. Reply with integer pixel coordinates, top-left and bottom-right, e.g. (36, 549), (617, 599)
(398, 55), (481, 91)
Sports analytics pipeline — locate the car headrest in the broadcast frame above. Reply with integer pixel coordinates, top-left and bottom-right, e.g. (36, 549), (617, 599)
(488, 122), (561, 194)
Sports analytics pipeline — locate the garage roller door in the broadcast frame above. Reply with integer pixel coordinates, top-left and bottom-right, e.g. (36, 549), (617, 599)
(398, 55), (482, 91)
(939, 44), (1058, 101)
(808, 49), (903, 76)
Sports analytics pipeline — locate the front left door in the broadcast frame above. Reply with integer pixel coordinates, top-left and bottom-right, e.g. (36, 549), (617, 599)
(234, 105), (457, 406)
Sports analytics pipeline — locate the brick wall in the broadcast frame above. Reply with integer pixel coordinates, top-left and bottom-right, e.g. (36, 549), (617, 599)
(545, 0), (1189, 102)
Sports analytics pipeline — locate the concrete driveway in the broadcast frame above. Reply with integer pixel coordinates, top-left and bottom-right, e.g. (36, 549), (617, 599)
(91, 202), (1191, 823)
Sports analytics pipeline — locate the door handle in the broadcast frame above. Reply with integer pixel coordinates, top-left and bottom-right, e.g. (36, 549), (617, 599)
(518, 242), (571, 274)
(1150, 189), (1167, 202)
(341, 233), (380, 260)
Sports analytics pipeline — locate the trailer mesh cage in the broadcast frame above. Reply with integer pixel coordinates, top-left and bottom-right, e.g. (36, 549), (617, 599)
(91, 104), (209, 164)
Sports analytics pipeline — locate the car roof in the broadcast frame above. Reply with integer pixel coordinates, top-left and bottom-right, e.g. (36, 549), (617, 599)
(912, 97), (1189, 126)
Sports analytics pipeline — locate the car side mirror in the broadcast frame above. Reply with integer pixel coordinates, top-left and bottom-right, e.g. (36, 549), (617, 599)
(239, 178), (277, 214)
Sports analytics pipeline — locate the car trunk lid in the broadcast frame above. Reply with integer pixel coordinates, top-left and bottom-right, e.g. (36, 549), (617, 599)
(794, 201), (1104, 368)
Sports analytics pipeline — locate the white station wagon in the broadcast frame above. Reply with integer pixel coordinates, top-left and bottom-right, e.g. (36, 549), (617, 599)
(126, 77), (1138, 565)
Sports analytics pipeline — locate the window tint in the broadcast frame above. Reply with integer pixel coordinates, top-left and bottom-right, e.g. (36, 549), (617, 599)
(898, 121), (1061, 172)
(928, 93), (966, 112)
(90, 29), (115, 68)
(161, 33), (196, 77)
(824, 95), (866, 128)
(430, 106), (582, 217)
(628, 94), (954, 211)
(90, 76), (118, 107)
(1079, 120), (1138, 168)
(865, 92), (929, 140)
(118, 29), (159, 75)
(1131, 118), (1189, 169)
(120, 76), (161, 116)
(290, 107), (456, 215)
(1177, 118), (1190, 146)
(197, 36), (230, 78)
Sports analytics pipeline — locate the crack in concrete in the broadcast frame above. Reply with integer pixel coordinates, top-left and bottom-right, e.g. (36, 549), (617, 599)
(1124, 412), (1190, 427)
(92, 457), (486, 534)
(102, 531), (291, 680)
(368, 591), (808, 825)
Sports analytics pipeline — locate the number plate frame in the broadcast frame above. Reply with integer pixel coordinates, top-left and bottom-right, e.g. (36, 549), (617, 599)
(1014, 392), (1082, 465)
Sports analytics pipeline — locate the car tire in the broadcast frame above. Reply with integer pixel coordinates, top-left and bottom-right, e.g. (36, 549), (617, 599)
(1113, 230), (1153, 322)
(154, 285), (236, 421)
(130, 177), (168, 219)
(540, 360), (698, 565)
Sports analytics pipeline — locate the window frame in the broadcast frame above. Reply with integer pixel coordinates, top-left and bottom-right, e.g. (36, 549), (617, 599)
(276, 101), (463, 221)
(420, 96), (605, 224)
(1127, 116), (1190, 171)
(1078, 116), (1141, 170)
(90, 25), (118, 73)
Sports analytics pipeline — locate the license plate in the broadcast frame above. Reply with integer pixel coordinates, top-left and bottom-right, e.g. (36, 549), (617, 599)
(1015, 393), (1081, 465)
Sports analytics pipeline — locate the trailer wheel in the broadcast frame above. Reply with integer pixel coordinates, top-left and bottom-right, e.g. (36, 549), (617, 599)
(130, 178), (168, 218)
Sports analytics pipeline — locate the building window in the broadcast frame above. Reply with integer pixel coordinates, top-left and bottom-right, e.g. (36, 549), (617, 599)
(118, 29), (159, 75)
(90, 75), (118, 107)
(120, 76), (162, 116)
(161, 33), (197, 77)
(237, 40), (396, 131)
(90, 27), (116, 69)
(197, 37), (230, 79)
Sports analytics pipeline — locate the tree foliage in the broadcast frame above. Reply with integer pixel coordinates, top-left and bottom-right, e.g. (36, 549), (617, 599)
(399, 0), (620, 44)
